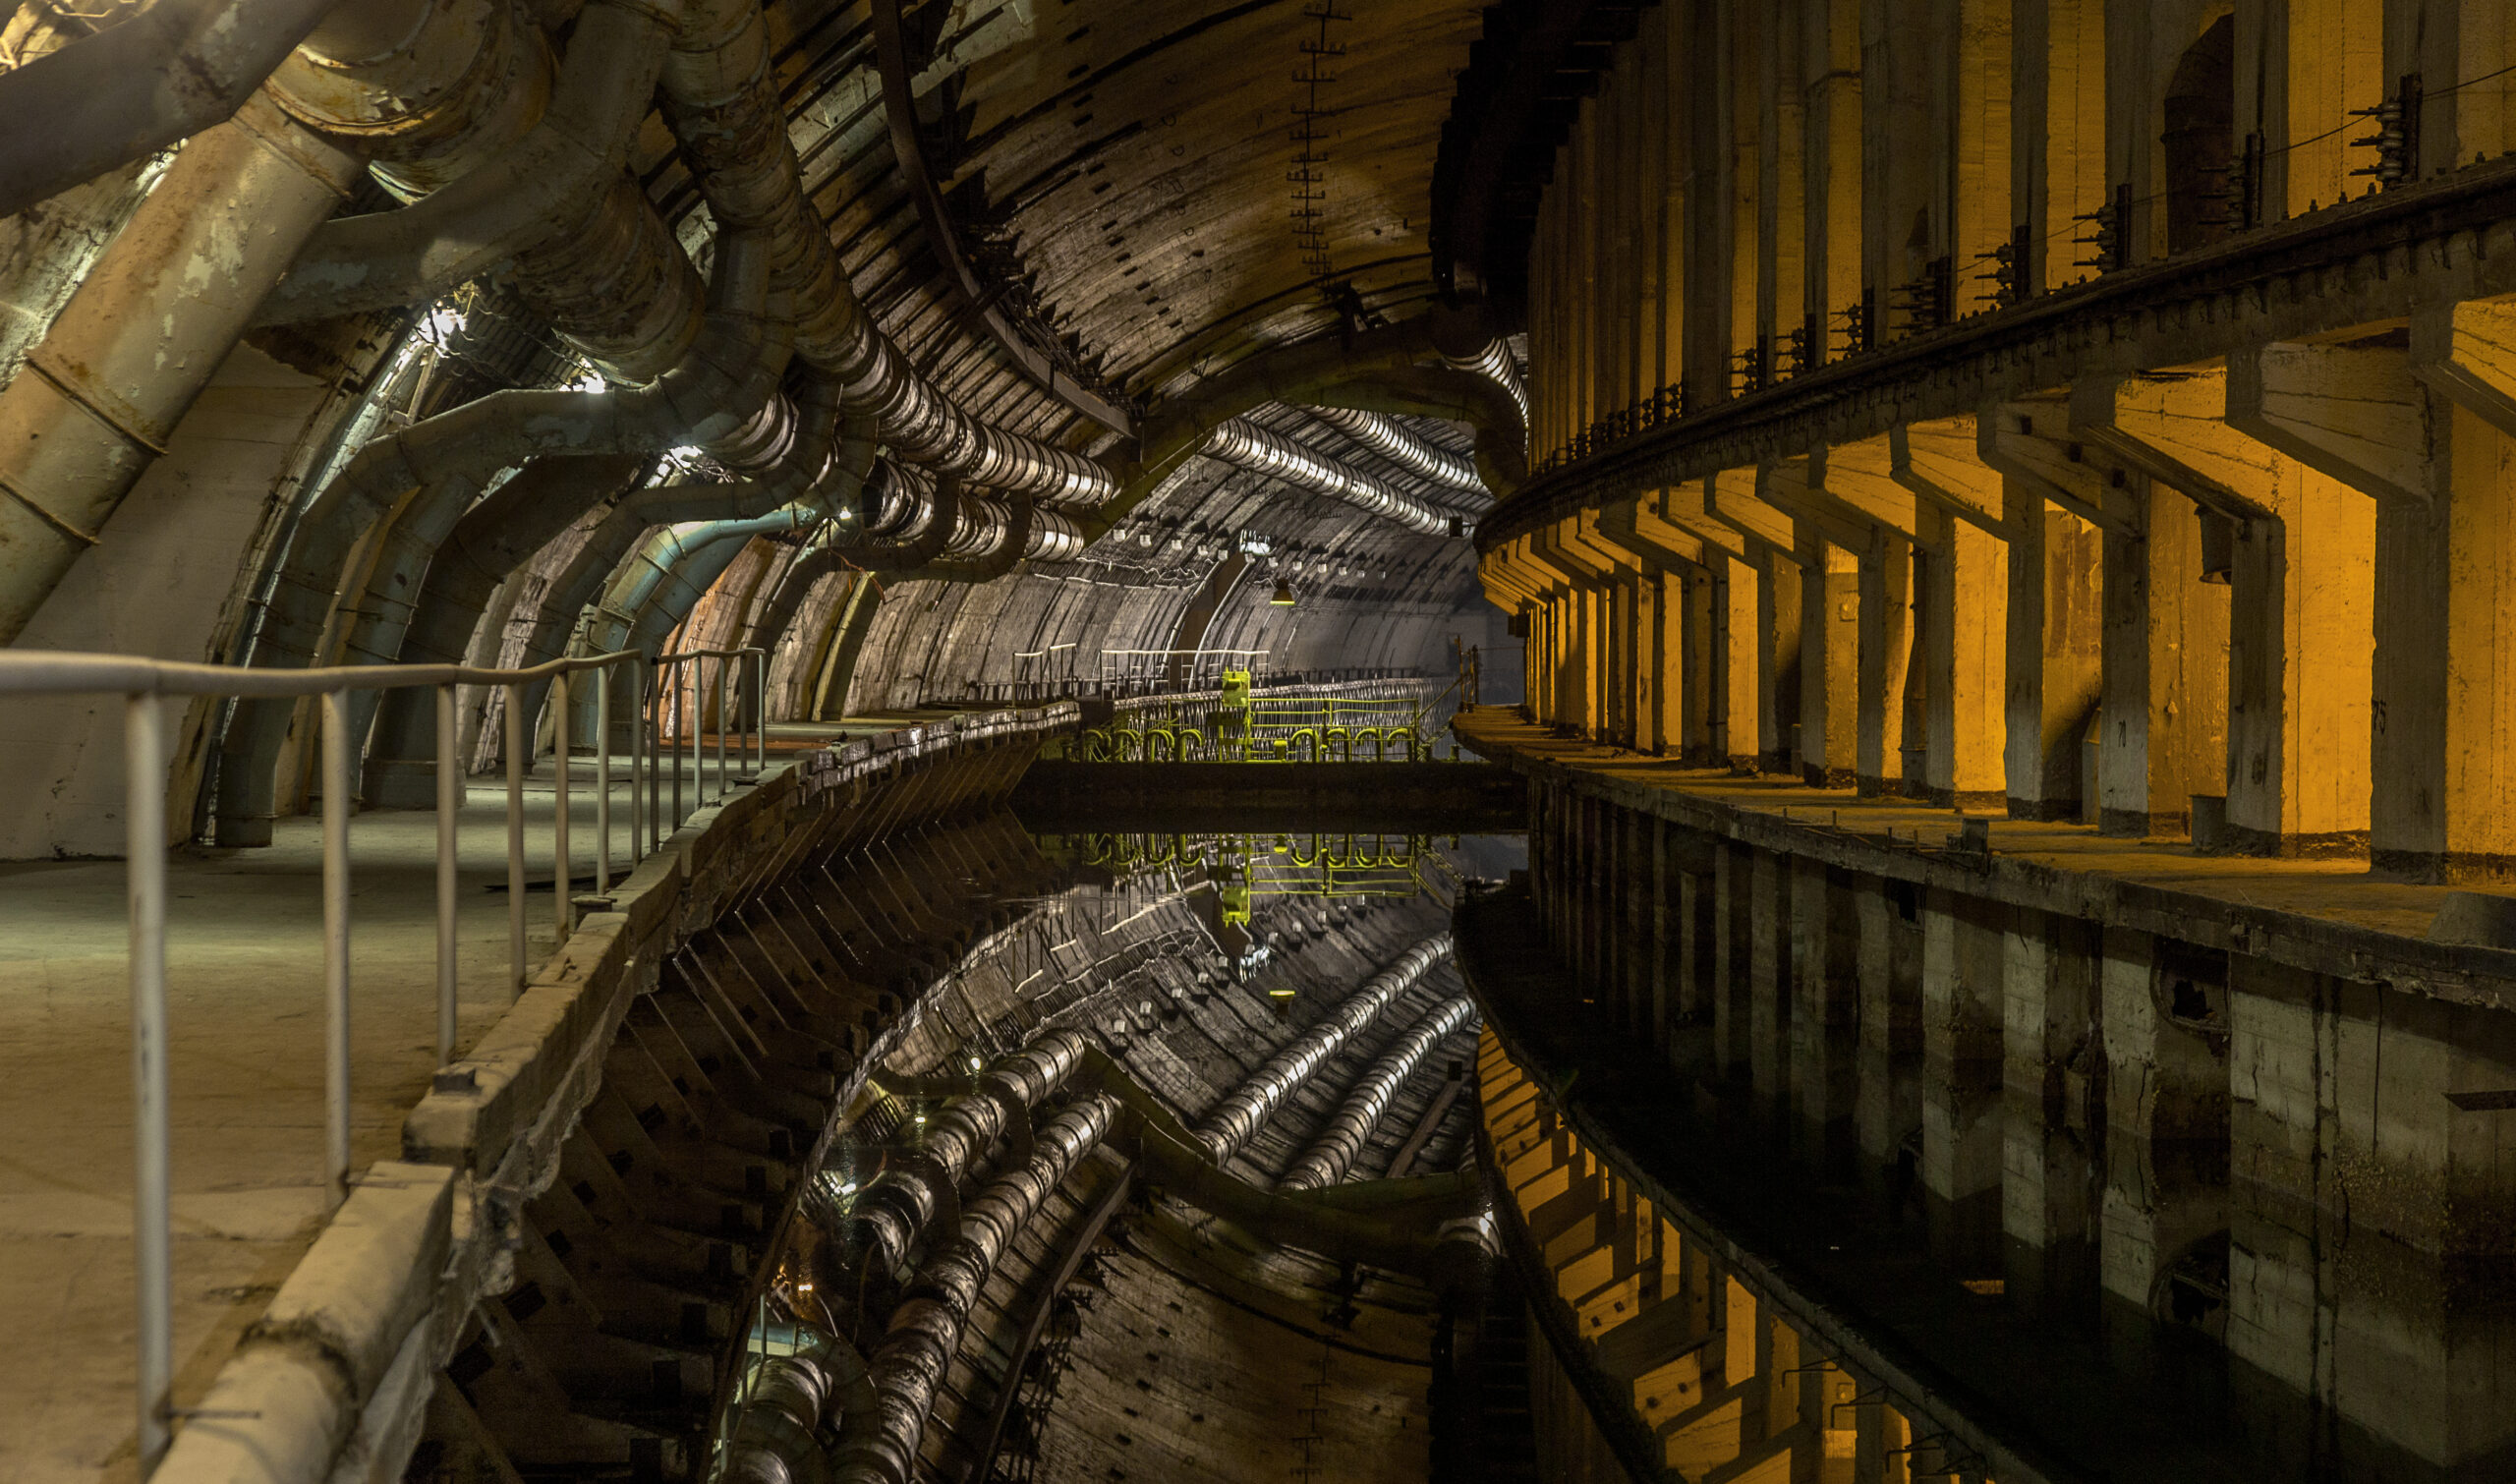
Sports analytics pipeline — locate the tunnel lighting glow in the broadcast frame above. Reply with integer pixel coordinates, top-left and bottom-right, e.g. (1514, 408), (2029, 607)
(913, 1113), (927, 1124)
(796, 1283), (813, 1292)
(1268, 988), (1296, 998)
(967, 1056), (984, 1071)
(839, 1180), (857, 1195)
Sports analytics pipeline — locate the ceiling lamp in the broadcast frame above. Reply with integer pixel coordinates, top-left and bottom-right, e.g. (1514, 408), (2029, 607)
(1270, 578), (1295, 606)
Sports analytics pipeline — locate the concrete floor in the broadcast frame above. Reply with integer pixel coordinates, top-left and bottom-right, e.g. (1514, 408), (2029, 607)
(1454, 711), (2464, 942)
(0, 749), (787, 1484)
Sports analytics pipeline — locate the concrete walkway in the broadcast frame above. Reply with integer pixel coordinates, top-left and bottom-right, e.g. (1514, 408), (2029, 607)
(0, 746), (809, 1484)
(1453, 706), (2475, 943)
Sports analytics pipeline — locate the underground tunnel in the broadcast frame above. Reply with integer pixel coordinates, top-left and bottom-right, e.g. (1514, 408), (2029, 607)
(5, 1), (2516, 1481)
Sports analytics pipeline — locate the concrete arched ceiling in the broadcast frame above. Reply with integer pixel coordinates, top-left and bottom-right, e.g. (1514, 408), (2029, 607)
(933, 0), (1483, 400)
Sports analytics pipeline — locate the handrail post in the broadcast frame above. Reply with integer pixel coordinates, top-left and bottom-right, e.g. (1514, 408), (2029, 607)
(320, 689), (352, 1211)
(505, 682), (526, 991)
(594, 665), (611, 896)
(126, 693), (171, 1479)
(626, 659), (644, 868)
(713, 654), (726, 795)
(434, 684), (457, 1067)
(688, 657), (701, 808)
(670, 658), (685, 828)
(754, 649), (767, 775)
(553, 670), (572, 940)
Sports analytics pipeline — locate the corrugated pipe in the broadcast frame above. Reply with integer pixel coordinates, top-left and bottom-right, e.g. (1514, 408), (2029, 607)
(213, 230), (787, 842)
(837, 1031), (1090, 1277)
(837, 470), (963, 574)
(654, 0), (1113, 509)
(1200, 420), (1452, 537)
(1442, 336), (1529, 434)
(832, 1095), (1116, 1484)
(1192, 934), (1454, 1163)
(1277, 998), (1476, 1191)
(1307, 407), (1488, 498)
(718, 1336), (880, 1484)
(257, 0), (680, 330)
(0, 0), (341, 219)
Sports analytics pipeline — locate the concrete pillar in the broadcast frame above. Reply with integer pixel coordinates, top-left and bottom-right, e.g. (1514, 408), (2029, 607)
(1790, 858), (1858, 1172)
(1712, 841), (1755, 1088)
(2099, 478), (2230, 839)
(2336, 303), (2516, 878)
(1683, 564), (1718, 761)
(1716, 552), (1761, 767)
(2094, 929), (2229, 1365)
(1915, 501), (2008, 809)
(2001, 909), (2099, 1317)
(1761, 545), (1804, 772)
(1854, 876), (1923, 1187)
(2077, 371), (2374, 856)
(1748, 849), (1795, 1115)
(1855, 531), (1913, 795)
(1920, 889), (2006, 1272)
(2001, 489), (2103, 820)
(1799, 539), (1859, 786)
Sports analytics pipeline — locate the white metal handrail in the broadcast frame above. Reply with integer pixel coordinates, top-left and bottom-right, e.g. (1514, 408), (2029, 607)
(650, 646), (768, 847)
(0, 645), (652, 1476)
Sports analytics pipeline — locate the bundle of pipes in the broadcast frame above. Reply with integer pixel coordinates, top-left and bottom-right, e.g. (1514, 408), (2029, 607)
(717, 1336), (881, 1484)
(839, 1032), (1091, 1279)
(1307, 406), (1490, 500)
(1277, 997), (1476, 1190)
(1192, 934), (1454, 1163)
(832, 1095), (1118, 1484)
(1198, 419), (1454, 537)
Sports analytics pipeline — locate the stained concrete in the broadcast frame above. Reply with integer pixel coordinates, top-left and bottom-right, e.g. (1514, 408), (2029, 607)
(0, 755), (740, 1483)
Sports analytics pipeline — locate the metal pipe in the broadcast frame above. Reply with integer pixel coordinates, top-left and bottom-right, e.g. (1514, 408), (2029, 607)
(1278, 998), (1475, 1190)
(553, 672), (572, 940)
(214, 230), (786, 846)
(435, 685), (458, 1067)
(505, 683), (527, 990)
(831, 1031), (1090, 1274)
(596, 666), (612, 895)
(0, 0), (341, 220)
(321, 690), (352, 1211)
(1192, 934), (1453, 1162)
(833, 1095), (1115, 1484)
(1307, 406), (1489, 497)
(126, 693), (171, 1477)
(1199, 419), (1453, 536)
(257, 0), (681, 326)
(0, 96), (360, 644)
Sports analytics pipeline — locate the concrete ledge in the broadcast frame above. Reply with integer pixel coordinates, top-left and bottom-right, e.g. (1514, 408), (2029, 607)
(152, 707), (1078, 1484)
(156, 1164), (455, 1484)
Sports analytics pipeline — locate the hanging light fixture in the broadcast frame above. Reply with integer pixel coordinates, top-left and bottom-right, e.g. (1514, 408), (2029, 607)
(1270, 577), (1296, 606)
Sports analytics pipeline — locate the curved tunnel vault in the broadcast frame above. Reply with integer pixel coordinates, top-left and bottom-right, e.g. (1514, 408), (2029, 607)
(25, 0), (2516, 1481)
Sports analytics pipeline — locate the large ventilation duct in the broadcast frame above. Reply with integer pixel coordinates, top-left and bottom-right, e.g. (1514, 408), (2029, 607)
(215, 232), (790, 842)
(1200, 420), (1453, 537)
(1441, 335), (1530, 433)
(0, 0), (342, 220)
(257, 0), (679, 329)
(1278, 998), (1476, 1190)
(1307, 407), (1489, 497)
(1192, 934), (1454, 1163)
(832, 1095), (1117, 1484)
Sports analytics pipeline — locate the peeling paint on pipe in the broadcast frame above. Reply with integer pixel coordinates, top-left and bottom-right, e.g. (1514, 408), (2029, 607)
(0, 0), (342, 220)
